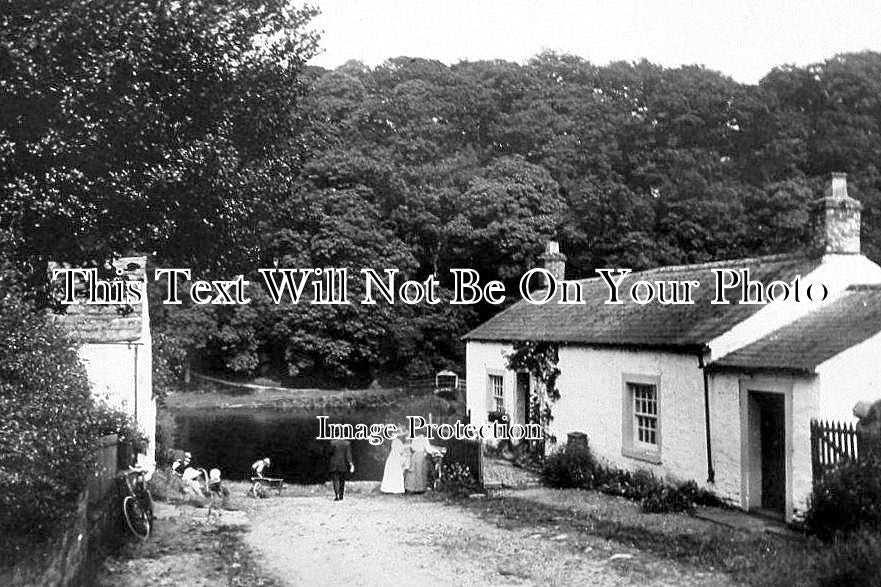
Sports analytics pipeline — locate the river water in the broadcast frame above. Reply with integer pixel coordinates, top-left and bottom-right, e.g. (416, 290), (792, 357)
(173, 408), (394, 483)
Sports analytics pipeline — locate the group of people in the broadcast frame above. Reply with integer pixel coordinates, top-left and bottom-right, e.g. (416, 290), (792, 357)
(324, 427), (445, 501)
(169, 451), (254, 502)
(169, 432), (444, 504)
(171, 451), (211, 495)
(380, 428), (444, 495)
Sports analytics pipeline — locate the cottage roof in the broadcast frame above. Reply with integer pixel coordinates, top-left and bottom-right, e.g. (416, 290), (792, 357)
(710, 284), (881, 373)
(463, 253), (821, 349)
(48, 256), (147, 344)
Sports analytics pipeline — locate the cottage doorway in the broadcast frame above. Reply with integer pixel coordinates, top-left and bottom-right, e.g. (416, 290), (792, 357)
(515, 372), (530, 426)
(748, 391), (786, 515)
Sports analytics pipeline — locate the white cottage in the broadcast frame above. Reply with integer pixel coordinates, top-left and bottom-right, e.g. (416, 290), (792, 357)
(50, 256), (156, 468)
(464, 174), (881, 521)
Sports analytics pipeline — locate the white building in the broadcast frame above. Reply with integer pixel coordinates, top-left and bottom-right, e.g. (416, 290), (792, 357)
(50, 256), (156, 468)
(464, 174), (881, 521)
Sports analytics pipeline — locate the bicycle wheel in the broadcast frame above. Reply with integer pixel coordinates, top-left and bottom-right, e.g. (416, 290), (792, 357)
(122, 495), (151, 539)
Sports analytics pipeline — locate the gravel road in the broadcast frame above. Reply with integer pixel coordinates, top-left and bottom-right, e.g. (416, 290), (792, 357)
(244, 488), (729, 586)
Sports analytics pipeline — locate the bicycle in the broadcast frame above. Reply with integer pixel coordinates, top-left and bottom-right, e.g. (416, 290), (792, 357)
(428, 449), (447, 491)
(119, 466), (154, 540)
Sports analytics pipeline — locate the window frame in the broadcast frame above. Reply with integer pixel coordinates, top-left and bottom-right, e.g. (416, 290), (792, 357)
(621, 374), (662, 464)
(487, 370), (506, 414)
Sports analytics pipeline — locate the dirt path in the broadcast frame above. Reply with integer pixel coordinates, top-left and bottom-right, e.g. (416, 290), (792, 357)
(97, 502), (278, 587)
(244, 487), (730, 586)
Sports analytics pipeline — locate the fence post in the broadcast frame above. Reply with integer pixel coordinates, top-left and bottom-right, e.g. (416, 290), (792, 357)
(810, 420), (819, 484)
(478, 439), (485, 486)
(89, 434), (119, 503)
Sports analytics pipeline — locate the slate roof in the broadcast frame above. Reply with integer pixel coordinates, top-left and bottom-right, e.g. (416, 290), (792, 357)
(463, 253), (822, 349)
(711, 284), (881, 373)
(48, 256), (147, 344)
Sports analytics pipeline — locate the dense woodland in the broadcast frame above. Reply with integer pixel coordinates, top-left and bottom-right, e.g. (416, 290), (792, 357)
(4, 2), (881, 385)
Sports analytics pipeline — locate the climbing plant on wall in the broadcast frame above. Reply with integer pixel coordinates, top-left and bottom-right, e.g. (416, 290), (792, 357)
(505, 341), (561, 445)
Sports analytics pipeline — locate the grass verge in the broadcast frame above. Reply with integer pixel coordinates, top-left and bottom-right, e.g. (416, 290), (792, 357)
(453, 489), (878, 586)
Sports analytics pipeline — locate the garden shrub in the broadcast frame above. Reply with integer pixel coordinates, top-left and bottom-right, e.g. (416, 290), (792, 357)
(90, 401), (149, 467)
(639, 480), (696, 514)
(0, 271), (143, 566)
(805, 457), (881, 539)
(540, 435), (720, 514)
(438, 462), (481, 497)
(674, 479), (726, 508)
(541, 441), (597, 488)
(0, 283), (98, 563)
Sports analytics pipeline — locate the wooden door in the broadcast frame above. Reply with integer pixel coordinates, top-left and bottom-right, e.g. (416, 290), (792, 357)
(516, 372), (530, 425)
(755, 392), (786, 513)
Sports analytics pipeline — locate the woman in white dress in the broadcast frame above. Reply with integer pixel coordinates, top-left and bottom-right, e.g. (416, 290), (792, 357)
(380, 431), (408, 494)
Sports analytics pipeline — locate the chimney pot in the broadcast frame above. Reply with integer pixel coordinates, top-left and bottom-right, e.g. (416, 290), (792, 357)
(831, 172), (848, 199)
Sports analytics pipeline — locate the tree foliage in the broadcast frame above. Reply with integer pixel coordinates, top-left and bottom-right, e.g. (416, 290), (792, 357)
(6, 2), (881, 384)
(0, 0), (319, 271)
(506, 341), (561, 441)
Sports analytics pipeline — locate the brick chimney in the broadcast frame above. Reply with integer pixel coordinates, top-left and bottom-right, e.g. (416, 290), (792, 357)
(539, 240), (566, 283)
(811, 172), (862, 255)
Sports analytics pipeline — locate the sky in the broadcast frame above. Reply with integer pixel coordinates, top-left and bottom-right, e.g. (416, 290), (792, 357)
(307, 0), (881, 84)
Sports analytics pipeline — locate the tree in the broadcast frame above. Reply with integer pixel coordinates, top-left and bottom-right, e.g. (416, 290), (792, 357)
(0, 0), (319, 273)
(448, 156), (565, 287)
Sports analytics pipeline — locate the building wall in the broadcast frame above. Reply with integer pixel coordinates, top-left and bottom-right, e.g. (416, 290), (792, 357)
(468, 341), (732, 492)
(466, 340), (820, 521)
(78, 342), (156, 466)
(466, 341), (513, 427)
(817, 331), (881, 422)
(712, 372), (818, 520)
(790, 378), (818, 519)
(549, 347), (712, 484)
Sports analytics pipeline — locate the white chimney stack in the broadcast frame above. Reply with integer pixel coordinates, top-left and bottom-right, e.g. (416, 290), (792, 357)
(539, 240), (566, 284)
(811, 172), (862, 255)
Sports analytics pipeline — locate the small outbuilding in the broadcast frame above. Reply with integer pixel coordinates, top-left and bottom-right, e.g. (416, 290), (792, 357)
(49, 255), (156, 468)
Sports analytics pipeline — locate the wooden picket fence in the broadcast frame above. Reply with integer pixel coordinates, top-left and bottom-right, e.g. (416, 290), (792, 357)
(810, 419), (859, 483)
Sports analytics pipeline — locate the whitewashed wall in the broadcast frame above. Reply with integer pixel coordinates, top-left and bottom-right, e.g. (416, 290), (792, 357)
(549, 347), (710, 481)
(711, 372), (818, 520)
(468, 341), (719, 487)
(790, 378), (818, 519)
(466, 341), (512, 428)
(467, 339), (823, 521)
(817, 331), (881, 422)
(79, 342), (156, 467)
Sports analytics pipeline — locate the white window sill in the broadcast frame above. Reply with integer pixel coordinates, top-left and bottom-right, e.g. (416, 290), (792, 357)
(622, 447), (661, 465)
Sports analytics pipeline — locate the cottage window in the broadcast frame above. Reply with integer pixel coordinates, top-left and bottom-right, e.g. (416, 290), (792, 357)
(489, 374), (505, 412)
(622, 375), (661, 463)
(631, 383), (658, 447)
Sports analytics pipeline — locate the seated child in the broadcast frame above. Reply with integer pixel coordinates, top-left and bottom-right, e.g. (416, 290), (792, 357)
(171, 452), (192, 476)
(208, 468), (229, 499)
(182, 465), (206, 496)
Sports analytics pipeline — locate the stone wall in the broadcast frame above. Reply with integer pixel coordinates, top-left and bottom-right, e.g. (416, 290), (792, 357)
(0, 436), (124, 586)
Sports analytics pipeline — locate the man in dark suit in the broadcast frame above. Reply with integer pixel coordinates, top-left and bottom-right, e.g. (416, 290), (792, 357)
(328, 439), (355, 501)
